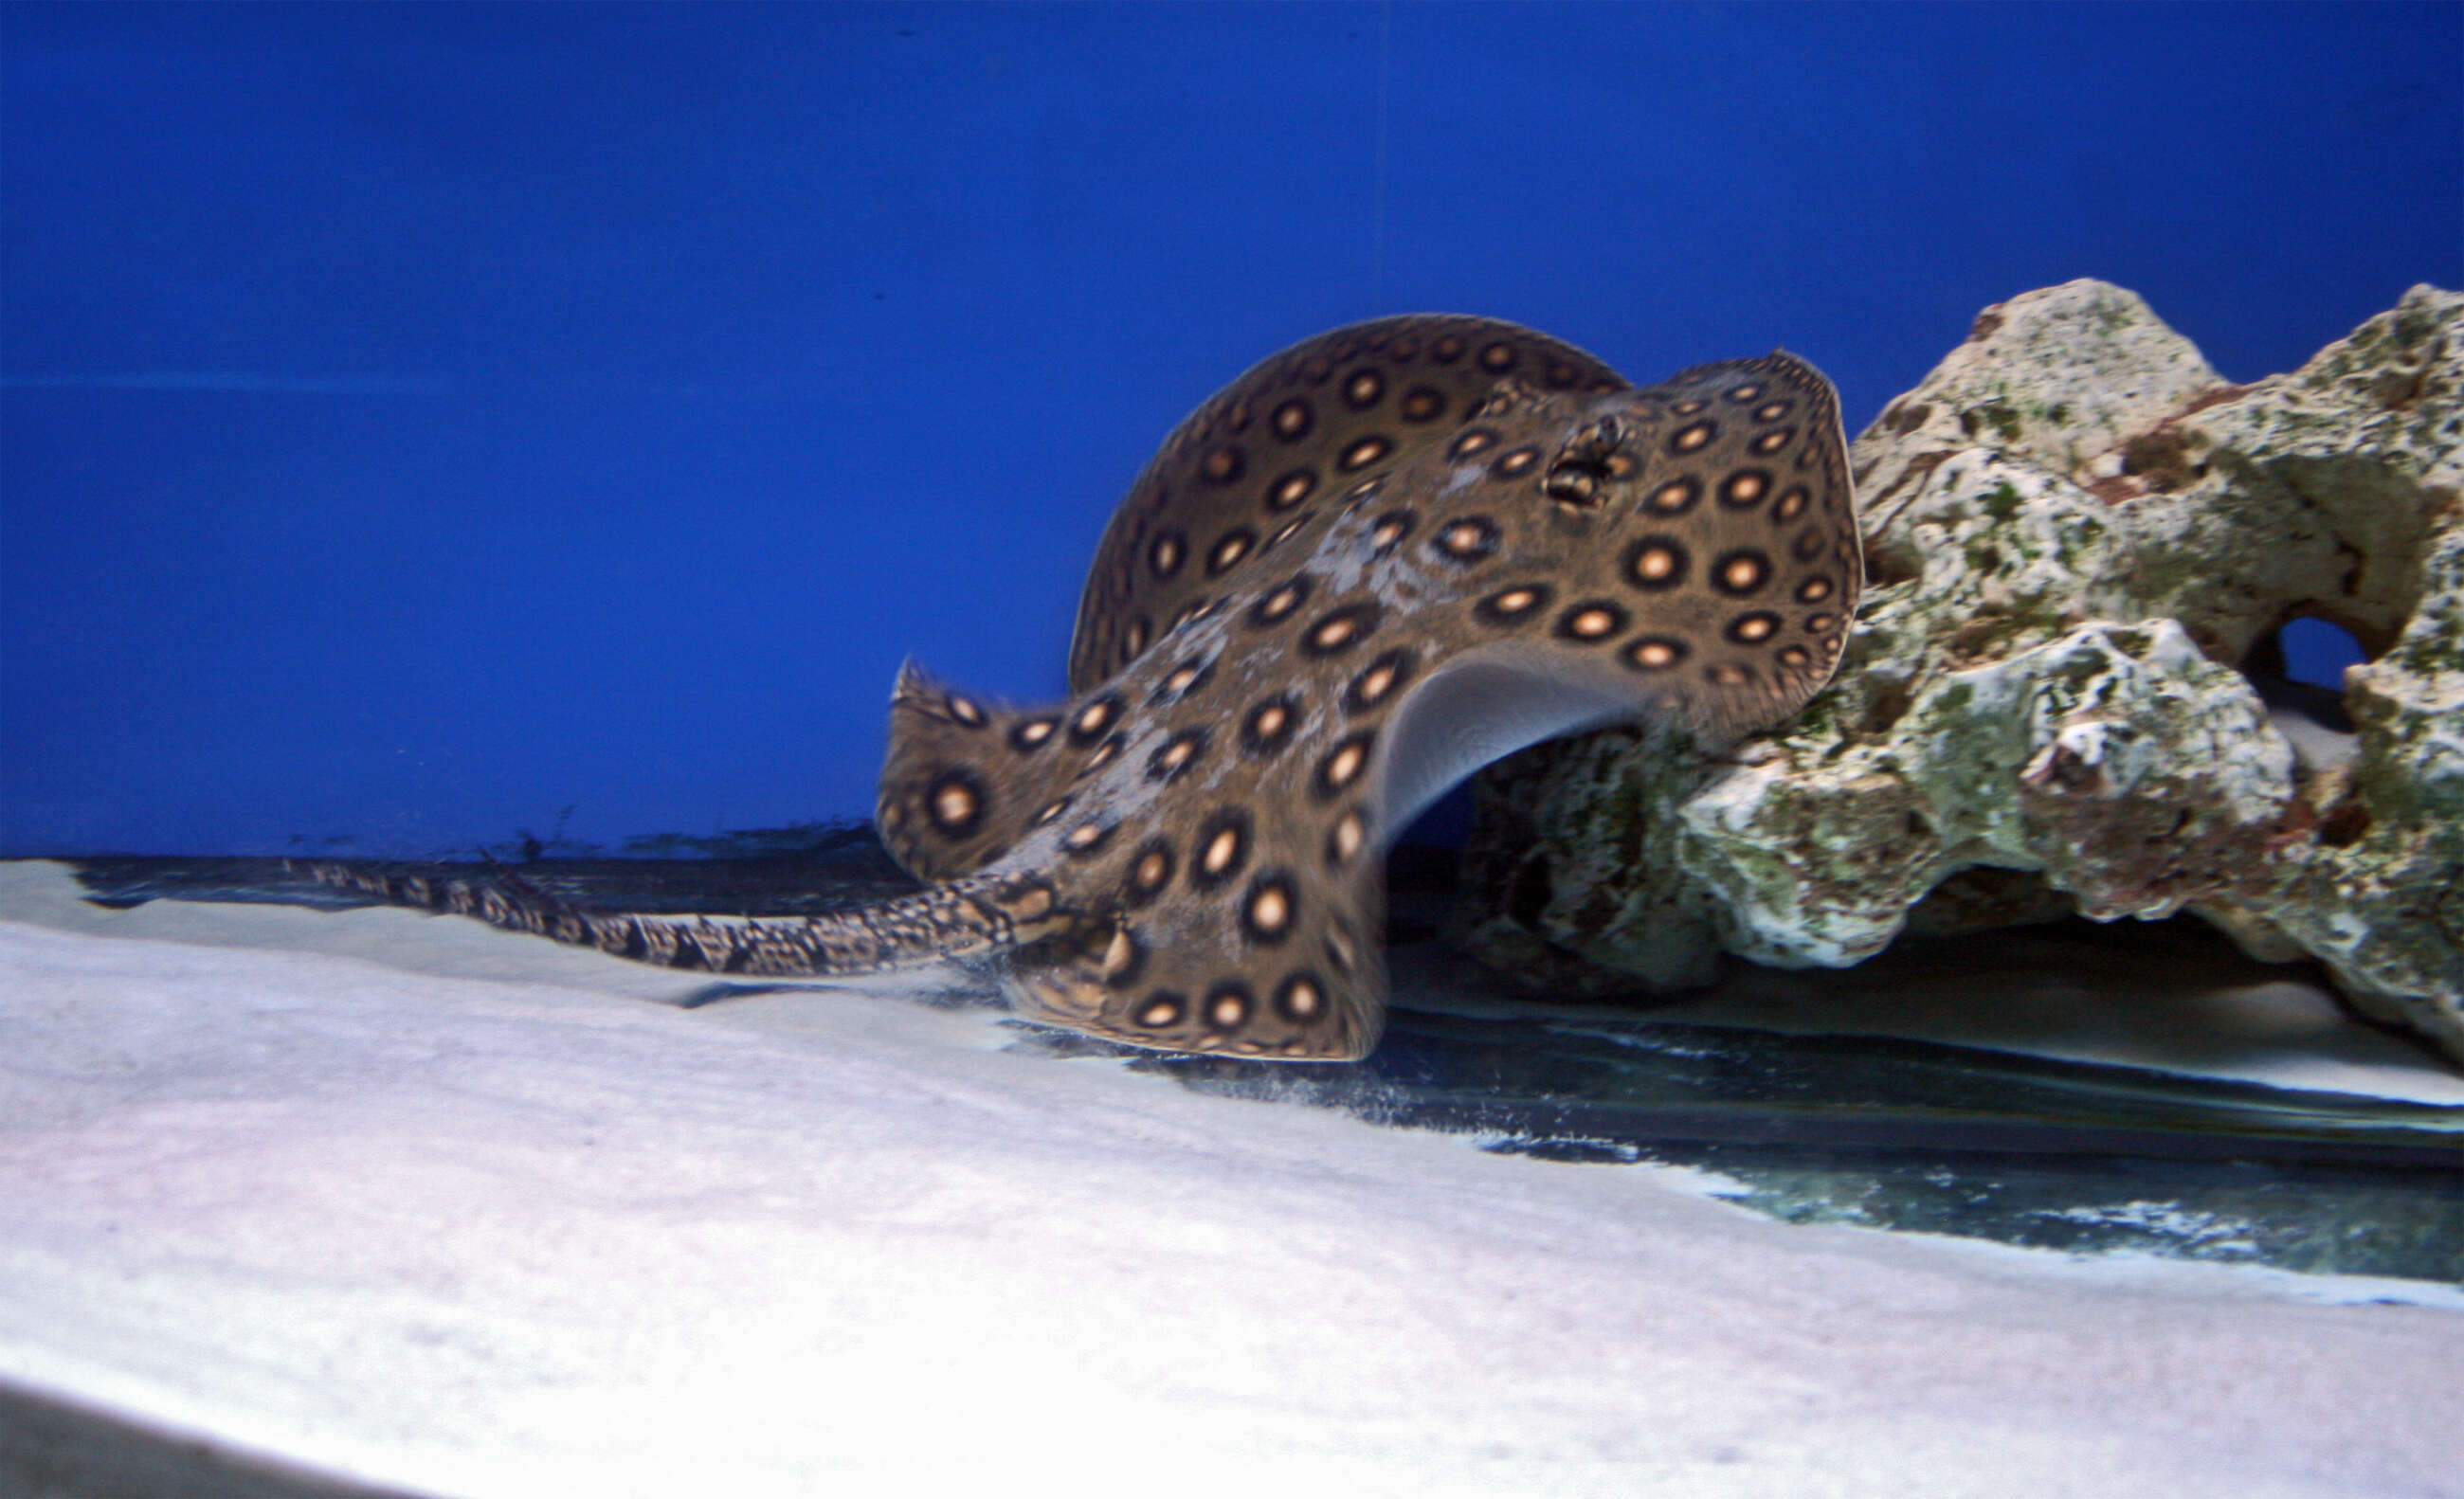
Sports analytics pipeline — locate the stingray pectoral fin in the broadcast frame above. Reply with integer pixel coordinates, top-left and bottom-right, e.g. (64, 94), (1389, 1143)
(992, 835), (1388, 1063)
(313, 862), (1068, 976)
(875, 660), (1081, 882)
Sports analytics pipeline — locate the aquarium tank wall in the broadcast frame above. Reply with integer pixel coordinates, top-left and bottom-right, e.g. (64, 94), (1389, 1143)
(4, 1), (2455, 859)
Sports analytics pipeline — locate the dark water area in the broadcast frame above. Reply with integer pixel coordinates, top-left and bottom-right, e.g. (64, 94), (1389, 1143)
(1138, 1015), (2463, 1284)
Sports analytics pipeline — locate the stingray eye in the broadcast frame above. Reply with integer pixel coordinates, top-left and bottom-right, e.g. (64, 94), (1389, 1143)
(1542, 417), (1622, 508)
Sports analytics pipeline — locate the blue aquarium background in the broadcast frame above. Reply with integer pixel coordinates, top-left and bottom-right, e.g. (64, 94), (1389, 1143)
(5, 1), (2458, 858)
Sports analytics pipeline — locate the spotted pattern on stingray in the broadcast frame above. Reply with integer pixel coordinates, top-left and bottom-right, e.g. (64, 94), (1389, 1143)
(338, 314), (1858, 1065)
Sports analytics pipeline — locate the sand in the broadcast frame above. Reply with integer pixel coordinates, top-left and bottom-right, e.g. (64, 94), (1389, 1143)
(1, 861), (2455, 1498)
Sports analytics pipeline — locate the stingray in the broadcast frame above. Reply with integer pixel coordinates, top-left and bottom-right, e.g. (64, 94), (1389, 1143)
(325, 316), (1860, 1060)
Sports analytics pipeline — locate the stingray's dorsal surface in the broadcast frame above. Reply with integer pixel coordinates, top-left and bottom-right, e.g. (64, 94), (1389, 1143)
(875, 316), (1628, 884)
(1070, 316), (1629, 692)
(876, 315), (1860, 1058)
(333, 315), (1858, 1065)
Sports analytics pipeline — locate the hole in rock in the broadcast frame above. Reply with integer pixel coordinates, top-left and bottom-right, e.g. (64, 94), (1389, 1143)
(2315, 798), (2373, 848)
(1860, 677), (1913, 737)
(2240, 615), (2366, 733)
(1862, 545), (1920, 590)
(2275, 616), (2369, 691)
(1506, 853), (1555, 928)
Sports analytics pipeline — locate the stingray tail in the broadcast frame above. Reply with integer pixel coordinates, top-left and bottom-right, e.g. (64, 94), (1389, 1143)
(307, 861), (1068, 976)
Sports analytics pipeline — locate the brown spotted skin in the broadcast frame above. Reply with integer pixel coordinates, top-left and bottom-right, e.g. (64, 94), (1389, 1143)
(880, 316), (1859, 1059)
(1068, 315), (1628, 693)
(875, 659), (1088, 882)
(880, 316), (1626, 888)
(332, 316), (1860, 1063)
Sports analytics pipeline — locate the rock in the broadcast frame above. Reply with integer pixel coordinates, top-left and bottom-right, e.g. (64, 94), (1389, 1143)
(1454, 280), (2464, 1065)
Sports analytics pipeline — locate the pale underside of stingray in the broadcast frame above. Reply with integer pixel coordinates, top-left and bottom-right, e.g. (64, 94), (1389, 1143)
(325, 315), (1862, 1061)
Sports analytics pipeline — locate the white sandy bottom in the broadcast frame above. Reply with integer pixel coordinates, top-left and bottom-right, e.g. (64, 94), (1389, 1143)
(0, 863), (2456, 1499)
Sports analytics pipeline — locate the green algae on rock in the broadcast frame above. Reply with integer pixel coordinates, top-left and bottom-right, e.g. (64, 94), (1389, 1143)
(1456, 280), (2464, 1065)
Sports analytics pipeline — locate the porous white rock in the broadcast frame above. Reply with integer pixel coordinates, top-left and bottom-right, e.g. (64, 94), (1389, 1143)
(1457, 281), (2464, 1064)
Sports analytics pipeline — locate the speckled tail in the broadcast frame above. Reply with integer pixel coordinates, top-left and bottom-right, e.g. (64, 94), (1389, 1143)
(309, 861), (1068, 977)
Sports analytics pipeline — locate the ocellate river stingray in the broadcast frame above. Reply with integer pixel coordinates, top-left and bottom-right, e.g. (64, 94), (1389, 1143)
(327, 315), (1861, 1060)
